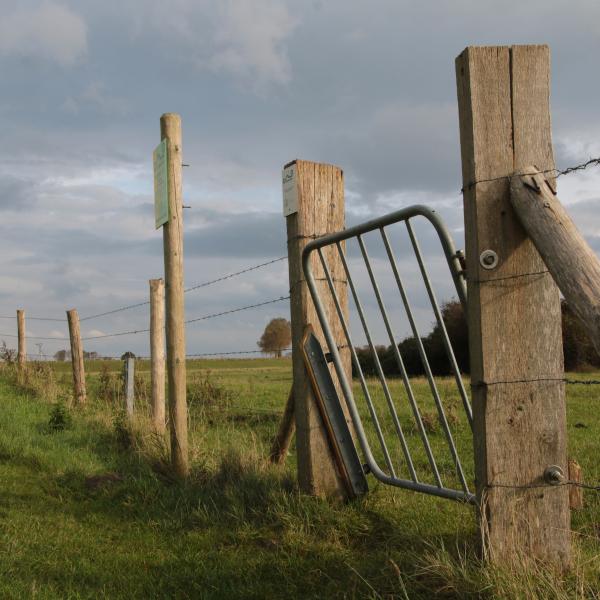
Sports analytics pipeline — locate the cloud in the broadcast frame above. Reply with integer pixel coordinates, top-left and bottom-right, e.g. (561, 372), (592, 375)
(207, 0), (297, 88)
(0, 2), (87, 66)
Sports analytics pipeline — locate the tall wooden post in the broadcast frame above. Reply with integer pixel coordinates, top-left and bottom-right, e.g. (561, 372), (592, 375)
(284, 159), (351, 498)
(161, 113), (188, 477)
(150, 278), (166, 433)
(66, 308), (86, 404)
(456, 45), (570, 567)
(16, 309), (26, 366)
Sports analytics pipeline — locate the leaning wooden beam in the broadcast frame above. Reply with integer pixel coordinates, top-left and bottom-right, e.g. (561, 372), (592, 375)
(510, 166), (600, 356)
(268, 387), (295, 464)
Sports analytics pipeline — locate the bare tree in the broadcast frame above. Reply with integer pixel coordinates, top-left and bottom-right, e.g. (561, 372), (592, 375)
(257, 318), (291, 358)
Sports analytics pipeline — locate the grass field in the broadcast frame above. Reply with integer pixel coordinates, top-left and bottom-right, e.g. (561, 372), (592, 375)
(0, 358), (599, 599)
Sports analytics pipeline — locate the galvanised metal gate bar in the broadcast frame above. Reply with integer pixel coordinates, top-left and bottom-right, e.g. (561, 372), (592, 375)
(302, 205), (475, 504)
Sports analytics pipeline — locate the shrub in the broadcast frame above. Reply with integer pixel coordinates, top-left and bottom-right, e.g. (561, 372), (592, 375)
(187, 371), (235, 417)
(48, 402), (73, 432)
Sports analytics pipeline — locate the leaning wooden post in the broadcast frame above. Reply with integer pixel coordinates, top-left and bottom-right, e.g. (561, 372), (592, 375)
(150, 278), (166, 433)
(456, 45), (570, 567)
(284, 159), (351, 498)
(269, 387), (295, 464)
(16, 309), (26, 366)
(66, 308), (86, 404)
(510, 166), (600, 356)
(160, 113), (188, 476)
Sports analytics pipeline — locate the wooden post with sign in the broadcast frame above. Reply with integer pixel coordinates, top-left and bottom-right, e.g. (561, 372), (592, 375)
(456, 45), (570, 568)
(150, 278), (166, 433)
(17, 309), (26, 367)
(284, 159), (352, 499)
(156, 113), (188, 477)
(66, 308), (86, 404)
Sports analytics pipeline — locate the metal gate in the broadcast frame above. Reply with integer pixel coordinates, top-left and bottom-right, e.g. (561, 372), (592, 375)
(302, 205), (475, 504)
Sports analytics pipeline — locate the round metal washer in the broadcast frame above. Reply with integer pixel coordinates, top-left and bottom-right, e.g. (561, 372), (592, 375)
(479, 249), (498, 270)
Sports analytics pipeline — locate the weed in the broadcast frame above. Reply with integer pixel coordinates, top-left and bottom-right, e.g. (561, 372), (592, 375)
(48, 402), (72, 432)
(112, 409), (133, 450)
(0, 341), (16, 364)
(187, 370), (235, 418)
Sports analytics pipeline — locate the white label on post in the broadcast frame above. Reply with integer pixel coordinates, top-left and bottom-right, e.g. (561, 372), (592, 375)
(282, 164), (298, 216)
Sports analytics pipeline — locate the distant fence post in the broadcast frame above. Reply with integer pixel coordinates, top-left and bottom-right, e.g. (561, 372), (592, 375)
(123, 355), (135, 417)
(150, 278), (166, 433)
(66, 308), (86, 404)
(160, 113), (188, 477)
(284, 159), (352, 498)
(456, 45), (570, 567)
(16, 309), (26, 367)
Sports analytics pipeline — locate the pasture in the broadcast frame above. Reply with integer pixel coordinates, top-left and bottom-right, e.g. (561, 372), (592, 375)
(0, 358), (599, 598)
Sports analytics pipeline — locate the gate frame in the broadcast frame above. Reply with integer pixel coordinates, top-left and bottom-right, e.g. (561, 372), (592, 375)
(303, 204), (475, 504)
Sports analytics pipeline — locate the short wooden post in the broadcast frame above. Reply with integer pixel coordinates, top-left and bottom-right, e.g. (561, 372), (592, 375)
(284, 159), (352, 498)
(124, 356), (135, 416)
(269, 387), (295, 464)
(66, 308), (86, 404)
(456, 45), (570, 567)
(150, 278), (166, 433)
(16, 309), (26, 366)
(161, 113), (188, 477)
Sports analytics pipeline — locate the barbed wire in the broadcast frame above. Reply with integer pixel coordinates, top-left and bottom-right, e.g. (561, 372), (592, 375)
(78, 256), (288, 322)
(461, 156), (600, 193)
(0, 315), (66, 322)
(80, 295), (290, 341)
(487, 480), (600, 492)
(184, 296), (290, 325)
(184, 256), (287, 294)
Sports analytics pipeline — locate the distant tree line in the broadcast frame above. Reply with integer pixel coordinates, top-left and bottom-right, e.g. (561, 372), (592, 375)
(353, 299), (600, 377)
(54, 350), (99, 361)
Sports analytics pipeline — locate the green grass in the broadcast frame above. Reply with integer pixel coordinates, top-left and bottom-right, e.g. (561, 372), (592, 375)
(0, 359), (599, 598)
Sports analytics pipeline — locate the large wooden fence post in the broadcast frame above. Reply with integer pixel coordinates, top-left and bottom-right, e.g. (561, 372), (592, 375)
(456, 45), (570, 567)
(284, 159), (351, 498)
(161, 113), (188, 477)
(16, 309), (26, 366)
(67, 308), (86, 404)
(150, 278), (166, 433)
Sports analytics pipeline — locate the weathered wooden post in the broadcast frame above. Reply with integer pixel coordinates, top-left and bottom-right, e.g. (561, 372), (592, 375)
(150, 278), (166, 433)
(16, 309), (26, 367)
(269, 387), (295, 464)
(456, 45), (570, 567)
(66, 308), (86, 404)
(158, 113), (188, 476)
(284, 159), (351, 498)
(510, 165), (600, 356)
(123, 354), (135, 417)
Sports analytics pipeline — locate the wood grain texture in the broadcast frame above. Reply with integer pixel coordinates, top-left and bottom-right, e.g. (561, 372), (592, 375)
(269, 387), (295, 464)
(456, 45), (569, 567)
(16, 310), (25, 366)
(150, 278), (166, 434)
(66, 309), (86, 405)
(568, 459), (583, 510)
(511, 167), (600, 356)
(161, 113), (188, 477)
(286, 159), (351, 498)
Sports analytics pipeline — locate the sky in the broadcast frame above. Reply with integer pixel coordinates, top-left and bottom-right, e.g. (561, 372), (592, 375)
(1, 0), (600, 359)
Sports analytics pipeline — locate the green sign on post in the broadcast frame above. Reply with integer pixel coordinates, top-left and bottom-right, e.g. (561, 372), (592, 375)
(153, 139), (169, 229)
